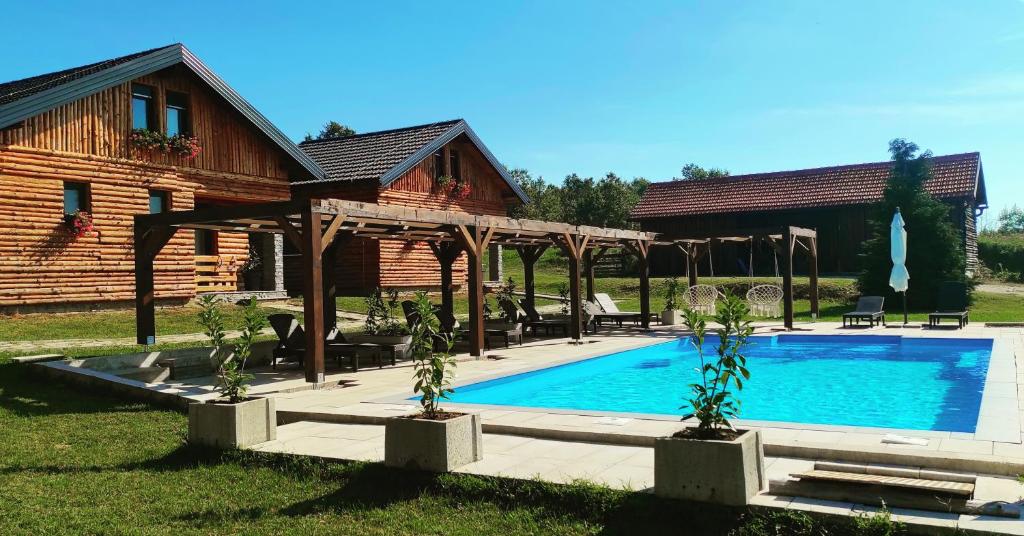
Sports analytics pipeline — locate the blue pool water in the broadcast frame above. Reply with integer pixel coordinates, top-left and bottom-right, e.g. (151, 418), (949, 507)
(442, 335), (994, 433)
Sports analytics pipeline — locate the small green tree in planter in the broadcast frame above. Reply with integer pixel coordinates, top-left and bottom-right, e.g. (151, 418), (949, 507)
(661, 277), (683, 325)
(353, 287), (412, 348)
(654, 294), (766, 505)
(188, 298), (276, 449)
(385, 292), (482, 472)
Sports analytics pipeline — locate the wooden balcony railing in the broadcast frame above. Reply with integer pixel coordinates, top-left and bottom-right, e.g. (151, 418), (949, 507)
(195, 255), (240, 293)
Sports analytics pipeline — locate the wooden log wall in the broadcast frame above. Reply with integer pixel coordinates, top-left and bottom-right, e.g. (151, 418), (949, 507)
(0, 63), (296, 311)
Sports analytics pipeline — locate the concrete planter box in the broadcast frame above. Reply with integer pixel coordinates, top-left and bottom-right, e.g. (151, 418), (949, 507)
(188, 397), (276, 449)
(654, 429), (766, 506)
(384, 412), (483, 472)
(661, 310), (683, 325)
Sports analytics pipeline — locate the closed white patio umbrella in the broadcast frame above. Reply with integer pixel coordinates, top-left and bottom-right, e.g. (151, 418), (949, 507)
(889, 208), (910, 325)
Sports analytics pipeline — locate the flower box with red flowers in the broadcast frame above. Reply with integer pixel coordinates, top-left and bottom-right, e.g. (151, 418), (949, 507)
(64, 210), (94, 239)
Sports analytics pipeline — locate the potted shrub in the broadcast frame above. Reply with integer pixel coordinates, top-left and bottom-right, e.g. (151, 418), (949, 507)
(654, 294), (766, 505)
(661, 277), (683, 325)
(188, 298), (276, 449)
(350, 287), (412, 345)
(385, 292), (482, 472)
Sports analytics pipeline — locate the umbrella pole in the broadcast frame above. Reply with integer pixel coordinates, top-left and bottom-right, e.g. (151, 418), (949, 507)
(902, 291), (908, 326)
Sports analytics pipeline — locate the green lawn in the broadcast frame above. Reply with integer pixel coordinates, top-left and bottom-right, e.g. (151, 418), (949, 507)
(0, 363), (902, 535)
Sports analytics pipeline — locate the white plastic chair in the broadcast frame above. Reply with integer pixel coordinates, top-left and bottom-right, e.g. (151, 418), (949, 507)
(746, 284), (783, 317)
(684, 284), (720, 315)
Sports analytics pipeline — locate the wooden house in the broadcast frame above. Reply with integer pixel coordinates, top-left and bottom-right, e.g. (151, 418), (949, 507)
(630, 153), (988, 277)
(0, 45), (525, 312)
(292, 120), (528, 294)
(0, 44), (328, 312)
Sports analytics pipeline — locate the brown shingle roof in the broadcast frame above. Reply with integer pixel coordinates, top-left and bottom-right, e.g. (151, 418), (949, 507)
(0, 45), (174, 106)
(298, 120), (462, 183)
(630, 152), (984, 220)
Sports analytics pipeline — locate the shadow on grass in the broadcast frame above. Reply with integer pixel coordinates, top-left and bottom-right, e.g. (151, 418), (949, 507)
(0, 364), (163, 418)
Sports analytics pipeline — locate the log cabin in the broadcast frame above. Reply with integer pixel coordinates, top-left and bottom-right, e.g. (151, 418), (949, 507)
(291, 119), (528, 294)
(0, 44), (330, 313)
(0, 45), (526, 312)
(630, 153), (988, 277)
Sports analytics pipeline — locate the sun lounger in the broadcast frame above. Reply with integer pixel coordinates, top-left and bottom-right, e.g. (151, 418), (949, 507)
(592, 292), (648, 326)
(929, 281), (969, 328)
(842, 296), (886, 328)
(268, 313), (382, 371)
(517, 299), (569, 336)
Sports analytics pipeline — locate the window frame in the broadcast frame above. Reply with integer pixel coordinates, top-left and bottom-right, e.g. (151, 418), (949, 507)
(448, 149), (461, 181)
(433, 149), (445, 179)
(164, 90), (191, 137)
(148, 189), (171, 214)
(63, 181), (91, 216)
(194, 229), (219, 256)
(131, 83), (156, 131)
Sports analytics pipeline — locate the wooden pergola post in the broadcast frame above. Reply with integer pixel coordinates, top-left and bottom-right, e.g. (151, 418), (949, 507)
(456, 225), (494, 357)
(428, 241), (463, 320)
(554, 233), (588, 341)
(515, 244), (547, 310)
(296, 203), (325, 383)
(782, 227), (795, 330)
(636, 241), (651, 330)
(133, 221), (175, 345)
(685, 244), (699, 289)
(808, 235), (820, 319)
(319, 215), (347, 333)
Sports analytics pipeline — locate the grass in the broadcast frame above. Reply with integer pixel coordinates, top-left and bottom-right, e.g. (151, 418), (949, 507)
(0, 362), (906, 535)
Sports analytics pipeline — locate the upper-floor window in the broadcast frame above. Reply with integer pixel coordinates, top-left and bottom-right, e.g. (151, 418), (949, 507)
(132, 84), (155, 130)
(448, 149), (461, 181)
(149, 190), (170, 214)
(63, 182), (90, 215)
(433, 150), (445, 179)
(165, 91), (190, 136)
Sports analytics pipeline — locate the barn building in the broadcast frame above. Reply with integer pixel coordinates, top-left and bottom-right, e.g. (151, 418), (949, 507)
(630, 153), (988, 277)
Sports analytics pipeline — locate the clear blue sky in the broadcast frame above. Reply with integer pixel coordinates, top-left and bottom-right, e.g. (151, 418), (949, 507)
(3, 1), (1022, 221)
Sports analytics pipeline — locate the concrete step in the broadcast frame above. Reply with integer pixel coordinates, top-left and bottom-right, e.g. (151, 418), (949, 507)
(111, 366), (170, 384)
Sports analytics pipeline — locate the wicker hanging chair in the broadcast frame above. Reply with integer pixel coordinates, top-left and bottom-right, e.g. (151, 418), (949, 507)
(746, 284), (783, 317)
(684, 284), (721, 315)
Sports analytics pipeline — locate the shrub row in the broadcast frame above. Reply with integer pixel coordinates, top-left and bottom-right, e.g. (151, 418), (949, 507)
(979, 233), (1024, 276)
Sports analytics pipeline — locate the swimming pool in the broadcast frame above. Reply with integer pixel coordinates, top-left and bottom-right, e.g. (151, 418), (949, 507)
(443, 335), (994, 433)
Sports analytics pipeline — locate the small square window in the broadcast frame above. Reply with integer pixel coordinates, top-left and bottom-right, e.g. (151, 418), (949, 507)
(166, 91), (190, 136)
(132, 84), (155, 130)
(195, 229), (218, 255)
(149, 190), (170, 214)
(63, 182), (90, 215)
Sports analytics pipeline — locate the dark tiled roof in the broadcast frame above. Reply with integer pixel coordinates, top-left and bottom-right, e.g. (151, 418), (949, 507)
(0, 45), (174, 106)
(630, 152), (983, 219)
(299, 120), (463, 182)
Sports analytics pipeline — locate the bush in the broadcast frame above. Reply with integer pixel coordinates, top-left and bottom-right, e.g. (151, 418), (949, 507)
(979, 233), (1024, 280)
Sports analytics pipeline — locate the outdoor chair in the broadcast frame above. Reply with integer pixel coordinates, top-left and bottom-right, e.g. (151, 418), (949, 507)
(746, 284), (783, 317)
(517, 298), (570, 336)
(929, 281), (969, 329)
(582, 301), (608, 333)
(842, 296), (886, 328)
(482, 320), (524, 348)
(268, 313), (383, 371)
(593, 292), (654, 326)
(684, 284), (721, 315)
(498, 299), (523, 324)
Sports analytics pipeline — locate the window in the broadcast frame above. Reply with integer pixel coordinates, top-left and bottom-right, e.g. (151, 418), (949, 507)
(195, 229), (218, 255)
(165, 91), (190, 136)
(148, 190), (170, 214)
(433, 149), (445, 179)
(448, 149), (461, 181)
(131, 84), (155, 130)
(63, 182), (89, 215)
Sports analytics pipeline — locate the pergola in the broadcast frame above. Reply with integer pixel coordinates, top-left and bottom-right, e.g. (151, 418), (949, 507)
(667, 226), (820, 329)
(133, 197), (659, 383)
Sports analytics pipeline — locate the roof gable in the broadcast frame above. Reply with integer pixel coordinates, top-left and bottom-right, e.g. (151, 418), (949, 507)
(0, 44), (325, 181)
(297, 119), (529, 203)
(630, 152), (985, 220)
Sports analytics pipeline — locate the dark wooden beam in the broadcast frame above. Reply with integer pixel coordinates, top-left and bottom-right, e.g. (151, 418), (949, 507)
(635, 240), (651, 330)
(428, 241), (463, 321)
(515, 244), (548, 310)
(301, 204), (325, 383)
(808, 235), (820, 318)
(552, 233), (587, 341)
(322, 240), (342, 334)
(782, 226), (795, 330)
(133, 223), (176, 345)
(456, 225), (488, 357)
(584, 249), (596, 302)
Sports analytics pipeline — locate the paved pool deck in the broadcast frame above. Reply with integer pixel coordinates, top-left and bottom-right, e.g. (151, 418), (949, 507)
(36, 320), (1024, 533)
